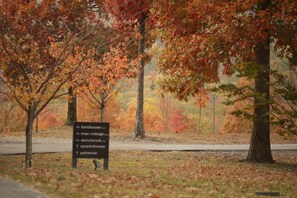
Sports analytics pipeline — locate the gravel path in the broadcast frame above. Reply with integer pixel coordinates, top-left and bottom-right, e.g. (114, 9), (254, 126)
(0, 136), (71, 145)
(1, 137), (297, 155)
(1, 133), (297, 155)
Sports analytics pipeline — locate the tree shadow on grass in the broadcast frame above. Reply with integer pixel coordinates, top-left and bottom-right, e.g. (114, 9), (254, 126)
(272, 162), (297, 171)
(237, 158), (297, 172)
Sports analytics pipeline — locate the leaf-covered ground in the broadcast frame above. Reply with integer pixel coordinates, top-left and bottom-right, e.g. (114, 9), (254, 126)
(1, 151), (297, 198)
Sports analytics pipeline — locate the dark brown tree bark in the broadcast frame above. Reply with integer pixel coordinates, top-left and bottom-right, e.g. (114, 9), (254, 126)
(247, 40), (273, 163)
(198, 104), (202, 134)
(66, 86), (77, 126)
(134, 12), (146, 138)
(35, 116), (38, 133)
(247, 1), (273, 162)
(25, 105), (35, 168)
(100, 106), (105, 122)
(100, 97), (106, 122)
(99, 93), (107, 122)
(212, 92), (216, 134)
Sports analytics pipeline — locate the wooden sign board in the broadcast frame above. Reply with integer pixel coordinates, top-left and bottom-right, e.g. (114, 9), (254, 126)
(72, 122), (109, 169)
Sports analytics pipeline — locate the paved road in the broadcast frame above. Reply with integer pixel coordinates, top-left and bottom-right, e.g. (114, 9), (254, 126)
(1, 142), (297, 155)
(0, 177), (47, 198)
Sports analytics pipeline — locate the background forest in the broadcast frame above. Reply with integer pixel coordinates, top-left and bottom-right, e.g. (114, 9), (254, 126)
(0, 0), (297, 145)
(0, 0), (296, 167)
(0, 51), (294, 135)
(0, 61), (225, 134)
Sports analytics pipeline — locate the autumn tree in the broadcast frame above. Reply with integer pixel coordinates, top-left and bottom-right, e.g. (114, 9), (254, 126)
(220, 56), (297, 136)
(194, 88), (208, 134)
(271, 53), (297, 135)
(152, 0), (297, 162)
(104, 0), (153, 138)
(80, 45), (135, 122)
(157, 94), (174, 132)
(0, 0), (102, 167)
(152, 1), (220, 101)
(0, 98), (26, 133)
(61, 1), (107, 126)
(64, 49), (91, 126)
(219, 78), (254, 134)
(170, 107), (191, 133)
(65, 86), (77, 125)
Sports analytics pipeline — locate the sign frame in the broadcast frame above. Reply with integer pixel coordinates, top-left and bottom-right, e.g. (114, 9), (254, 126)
(72, 122), (109, 170)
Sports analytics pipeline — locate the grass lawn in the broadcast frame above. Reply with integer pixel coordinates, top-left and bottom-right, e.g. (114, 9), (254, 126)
(0, 151), (297, 198)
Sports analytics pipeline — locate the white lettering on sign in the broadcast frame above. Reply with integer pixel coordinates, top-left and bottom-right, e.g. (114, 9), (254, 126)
(80, 145), (106, 149)
(75, 132), (107, 136)
(80, 125), (106, 130)
(80, 139), (101, 143)
(80, 152), (98, 155)
(90, 133), (105, 136)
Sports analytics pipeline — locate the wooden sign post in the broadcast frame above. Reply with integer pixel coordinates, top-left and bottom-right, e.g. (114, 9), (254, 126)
(72, 122), (109, 170)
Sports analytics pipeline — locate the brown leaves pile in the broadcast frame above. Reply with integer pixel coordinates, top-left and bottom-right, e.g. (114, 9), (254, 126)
(0, 151), (297, 197)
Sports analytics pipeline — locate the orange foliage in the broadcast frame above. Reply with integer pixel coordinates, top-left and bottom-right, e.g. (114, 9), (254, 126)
(77, 96), (100, 123)
(115, 101), (136, 131)
(170, 107), (192, 133)
(79, 45), (136, 122)
(0, 101), (26, 132)
(104, 0), (151, 31)
(194, 88), (208, 108)
(37, 107), (63, 130)
(104, 97), (122, 129)
(77, 95), (122, 126)
(152, 0), (297, 101)
(144, 112), (162, 132)
(156, 95), (173, 132)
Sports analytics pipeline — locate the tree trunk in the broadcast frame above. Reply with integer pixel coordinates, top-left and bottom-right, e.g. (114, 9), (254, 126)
(198, 104), (202, 134)
(213, 92), (216, 134)
(247, 7), (273, 162)
(2, 102), (8, 132)
(35, 116), (38, 133)
(134, 11), (146, 138)
(25, 106), (35, 168)
(100, 106), (105, 122)
(66, 86), (77, 126)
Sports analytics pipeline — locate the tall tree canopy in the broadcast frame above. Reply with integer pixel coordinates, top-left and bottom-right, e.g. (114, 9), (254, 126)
(0, 0), (103, 167)
(104, 0), (153, 138)
(81, 45), (136, 122)
(152, 0), (297, 162)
